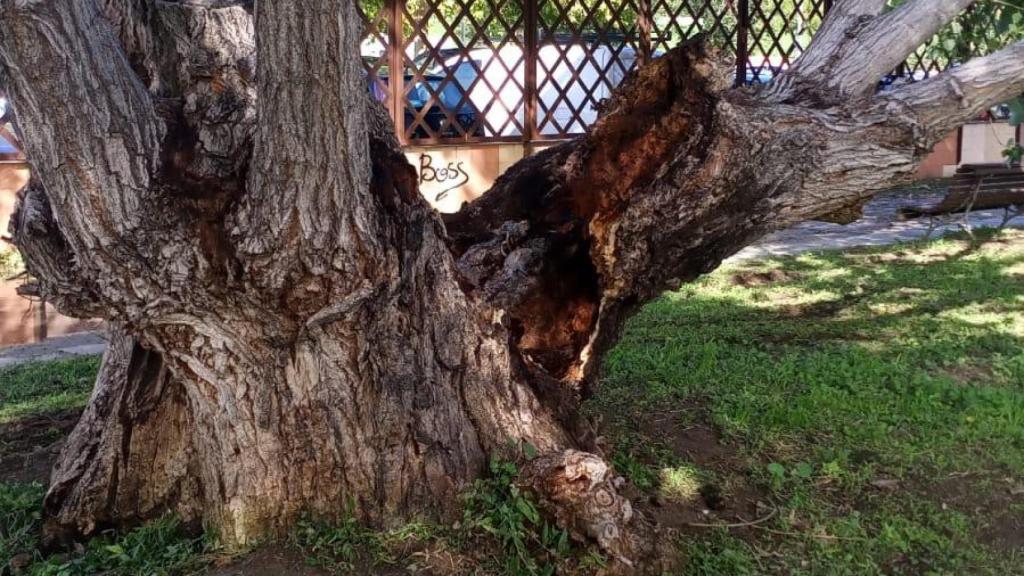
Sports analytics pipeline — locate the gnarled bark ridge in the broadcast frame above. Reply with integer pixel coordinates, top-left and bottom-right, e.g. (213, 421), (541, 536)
(2, 0), (1023, 569)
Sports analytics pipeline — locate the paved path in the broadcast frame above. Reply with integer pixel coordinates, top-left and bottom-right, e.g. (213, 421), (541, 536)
(730, 188), (1023, 262)
(0, 331), (107, 369)
(2, 188), (1021, 368)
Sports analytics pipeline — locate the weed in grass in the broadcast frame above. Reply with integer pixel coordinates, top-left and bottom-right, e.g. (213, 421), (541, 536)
(30, 515), (211, 576)
(1, 482), (45, 567)
(461, 457), (575, 576)
(658, 464), (703, 504)
(285, 458), (593, 575)
(288, 512), (386, 573)
(1, 480), (211, 576)
(0, 247), (23, 280)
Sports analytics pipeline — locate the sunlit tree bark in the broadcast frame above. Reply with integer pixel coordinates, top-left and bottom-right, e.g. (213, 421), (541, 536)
(2, 0), (1023, 570)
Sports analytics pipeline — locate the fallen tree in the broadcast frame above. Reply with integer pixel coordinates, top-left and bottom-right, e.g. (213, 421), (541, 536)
(2, 0), (1023, 570)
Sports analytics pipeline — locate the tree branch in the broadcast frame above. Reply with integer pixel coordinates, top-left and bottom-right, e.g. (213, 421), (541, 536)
(880, 39), (1024, 138)
(0, 0), (165, 242)
(9, 180), (105, 318)
(230, 0), (383, 289)
(769, 0), (973, 104)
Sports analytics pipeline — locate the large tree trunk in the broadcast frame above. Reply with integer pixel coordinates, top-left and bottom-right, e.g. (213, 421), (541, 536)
(3, 0), (1023, 570)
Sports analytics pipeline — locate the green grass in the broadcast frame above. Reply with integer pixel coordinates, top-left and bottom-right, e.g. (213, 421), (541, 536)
(589, 228), (1024, 575)
(0, 482), (45, 567)
(0, 481), (212, 575)
(0, 356), (100, 423)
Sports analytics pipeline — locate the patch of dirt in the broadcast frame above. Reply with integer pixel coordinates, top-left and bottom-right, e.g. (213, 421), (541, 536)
(202, 541), (486, 576)
(0, 409), (80, 484)
(203, 546), (335, 576)
(617, 405), (768, 540)
(730, 269), (801, 288)
(202, 545), (419, 576)
(927, 472), (1024, 554)
(942, 363), (998, 386)
(777, 291), (875, 320)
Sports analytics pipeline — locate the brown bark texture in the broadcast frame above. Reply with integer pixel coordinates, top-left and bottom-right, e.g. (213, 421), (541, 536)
(2, 0), (1023, 570)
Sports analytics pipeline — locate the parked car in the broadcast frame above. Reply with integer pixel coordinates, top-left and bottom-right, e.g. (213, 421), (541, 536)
(365, 69), (484, 138)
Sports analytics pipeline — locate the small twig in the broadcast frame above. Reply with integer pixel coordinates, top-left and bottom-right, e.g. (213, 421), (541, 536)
(958, 178), (984, 239)
(752, 526), (869, 542)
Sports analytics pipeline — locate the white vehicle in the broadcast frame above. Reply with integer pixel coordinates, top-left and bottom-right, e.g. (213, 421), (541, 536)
(426, 42), (641, 137)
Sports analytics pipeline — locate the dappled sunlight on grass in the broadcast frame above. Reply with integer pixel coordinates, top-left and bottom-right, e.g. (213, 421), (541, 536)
(590, 228), (1024, 575)
(658, 465), (703, 504)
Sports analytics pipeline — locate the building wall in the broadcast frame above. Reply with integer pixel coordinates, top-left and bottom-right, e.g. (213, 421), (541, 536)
(916, 130), (959, 179)
(0, 163), (102, 347)
(961, 123), (1017, 166)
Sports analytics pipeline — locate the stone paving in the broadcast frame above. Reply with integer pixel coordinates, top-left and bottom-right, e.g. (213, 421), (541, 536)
(0, 330), (107, 368)
(1, 185), (1021, 367)
(729, 187), (1024, 262)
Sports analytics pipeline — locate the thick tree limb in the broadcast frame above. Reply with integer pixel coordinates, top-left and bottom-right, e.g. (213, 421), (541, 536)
(231, 0), (381, 289)
(0, 0), (164, 240)
(880, 40), (1024, 136)
(769, 0), (974, 104)
(9, 181), (104, 318)
(773, 0), (887, 94)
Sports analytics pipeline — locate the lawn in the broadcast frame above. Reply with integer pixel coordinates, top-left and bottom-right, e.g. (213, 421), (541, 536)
(590, 228), (1024, 575)
(1, 229), (1022, 574)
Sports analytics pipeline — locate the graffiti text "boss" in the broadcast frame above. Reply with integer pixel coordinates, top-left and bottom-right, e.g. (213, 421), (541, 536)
(419, 154), (470, 201)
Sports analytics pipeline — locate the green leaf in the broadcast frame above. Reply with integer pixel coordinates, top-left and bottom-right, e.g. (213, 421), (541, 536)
(767, 462), (786, 478)
(515, 497), (541, 525)
(522, 442), (538, 460)
(1007, 97), (1024, 127)
(793, 462), (814, 479)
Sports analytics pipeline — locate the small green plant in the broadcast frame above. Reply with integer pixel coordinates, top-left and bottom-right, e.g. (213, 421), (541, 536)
(1, 482), (45, 567)
(1002, 137), (1023, 167)
(610, 451), (658, 490)
(2, 481), (212, 576)
(288, 511), (386, 573)
(32, 516), (209, 576)
(462, 457), (574, 576)
(765, 461), (814, 492)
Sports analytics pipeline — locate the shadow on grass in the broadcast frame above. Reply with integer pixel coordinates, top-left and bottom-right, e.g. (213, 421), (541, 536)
(588, 230), (1024, 575)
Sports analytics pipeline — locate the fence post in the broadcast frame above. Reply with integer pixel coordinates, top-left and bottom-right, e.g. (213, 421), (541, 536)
(735, 0), (750, 86)
(524, 0), (539, 154)
(388, 0), (406, 145)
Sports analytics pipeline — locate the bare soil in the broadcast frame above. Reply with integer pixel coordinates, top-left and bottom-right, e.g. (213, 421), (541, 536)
(929, 472), (1024, 554)
(0, 408), (79, 484)
(730, 269), (802, 288)
(619, 404), (768, 541)
(203, 546), (334, 576)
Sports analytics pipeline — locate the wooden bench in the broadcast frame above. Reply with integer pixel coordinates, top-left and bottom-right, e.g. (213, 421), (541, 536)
(901, 163), (1024, 218)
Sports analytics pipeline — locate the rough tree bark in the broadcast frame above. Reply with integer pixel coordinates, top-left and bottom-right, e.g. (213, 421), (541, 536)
(2, 0), (1023, 570)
